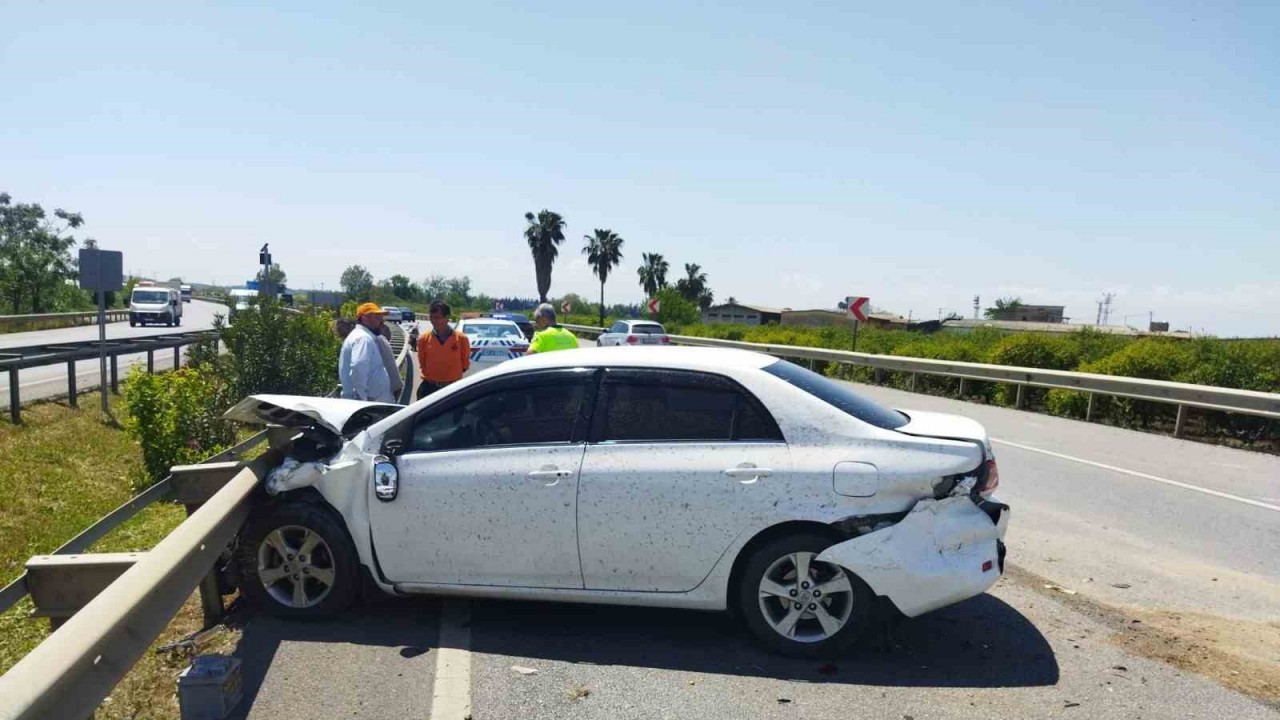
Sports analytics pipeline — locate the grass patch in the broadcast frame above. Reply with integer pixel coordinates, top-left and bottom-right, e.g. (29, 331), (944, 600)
(0, 398), (189, 678)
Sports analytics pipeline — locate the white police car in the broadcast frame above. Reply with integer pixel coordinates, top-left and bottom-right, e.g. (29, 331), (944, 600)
(457, 318), (530, 371)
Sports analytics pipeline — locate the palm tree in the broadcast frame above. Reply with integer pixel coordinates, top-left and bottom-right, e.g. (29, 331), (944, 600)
(675, 263), (708, 304)
(524, 210), (566, 302)
(984, 296), (1024, 319)
(637, 252), (669, 297)
(583, 229), (624, 327)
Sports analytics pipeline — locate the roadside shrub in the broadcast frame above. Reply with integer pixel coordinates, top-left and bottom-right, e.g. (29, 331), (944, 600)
(217, 301), (340, 398)
(123, 367), (236, 484)
(986, 334), (1074, 407)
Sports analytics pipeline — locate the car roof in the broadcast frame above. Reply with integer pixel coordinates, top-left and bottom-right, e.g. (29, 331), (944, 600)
(461, 318), (519, 325)
(623, 320), (664, 326)
(485, 346), (775, 377)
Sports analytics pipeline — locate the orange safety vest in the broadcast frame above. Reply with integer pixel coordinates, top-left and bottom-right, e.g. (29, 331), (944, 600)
(418, 329), (471, 383)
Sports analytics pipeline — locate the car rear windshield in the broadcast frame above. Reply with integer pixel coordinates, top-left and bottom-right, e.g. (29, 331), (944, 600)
(763, 360), (909, 430)
(630, 324), (665, 335)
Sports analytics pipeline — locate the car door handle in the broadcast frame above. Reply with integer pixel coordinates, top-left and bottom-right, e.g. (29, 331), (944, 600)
(724, 466), (772, 482)
(528, 469), (574, 478)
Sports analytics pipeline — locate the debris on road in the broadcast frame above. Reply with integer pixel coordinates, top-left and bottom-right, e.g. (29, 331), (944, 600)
(777, 698), (792, 704)
(567, 686), (591, 702)
(1043, 583), (1077, 595)
(1111, 583), (1132, 589)
(511, 666), (539, 676)
(1064, 701), (1081, 708)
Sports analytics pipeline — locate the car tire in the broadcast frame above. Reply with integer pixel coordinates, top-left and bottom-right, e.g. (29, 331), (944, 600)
(175, 315), (181, 327)
(129, 319), (136, 327)
(234, 501), (360, 620)
(736, 532), (875, 658)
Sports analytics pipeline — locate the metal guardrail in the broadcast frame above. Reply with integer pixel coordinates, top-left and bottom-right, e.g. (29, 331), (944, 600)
(562, 324), (1280, 436)
(0, 309), (130, 333)
(0, 318), (414, 719)
(1, 331), (216, 423)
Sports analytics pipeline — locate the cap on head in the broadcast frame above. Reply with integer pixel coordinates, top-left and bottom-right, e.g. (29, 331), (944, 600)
(356, 302), (388, 318)
(535, 303), (557, 323)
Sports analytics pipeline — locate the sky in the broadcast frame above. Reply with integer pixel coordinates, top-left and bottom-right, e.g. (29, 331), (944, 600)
(2, 1), (1277, 336)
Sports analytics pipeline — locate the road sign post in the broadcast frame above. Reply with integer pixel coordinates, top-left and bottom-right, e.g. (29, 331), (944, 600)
(79, 249), (124, 415)
(647, 298), (661, 316)
(846, 296), (869, 353)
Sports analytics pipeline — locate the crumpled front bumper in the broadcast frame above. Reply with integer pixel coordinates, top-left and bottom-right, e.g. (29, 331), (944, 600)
(816, 495), (1010, 618)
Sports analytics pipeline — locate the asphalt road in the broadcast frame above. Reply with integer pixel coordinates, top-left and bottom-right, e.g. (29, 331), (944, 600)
(0, 300), (224, 409)
(219, 339), (1280, 719)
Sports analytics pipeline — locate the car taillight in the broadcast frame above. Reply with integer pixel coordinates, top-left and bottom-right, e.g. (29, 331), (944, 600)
(979, 459), (999, 495)
(627, 335), (638, 344)
(660, 336), (670, 344)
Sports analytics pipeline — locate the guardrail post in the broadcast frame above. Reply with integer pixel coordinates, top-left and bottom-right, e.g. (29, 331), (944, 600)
(147, 350), (154, 374)
(1174, 404), (1188, 438)
(910, 372), (918, 392)
(1015, 384), (1026, 409)
(110, 355), (119, 394)
(9, 368), (19, 424)
(173, 346), (180, 370)
(873, 368), (883, 385)
(1086, 392), (1096, 421)
(958, 377), (966, 397)
(67, 361), (77, 408)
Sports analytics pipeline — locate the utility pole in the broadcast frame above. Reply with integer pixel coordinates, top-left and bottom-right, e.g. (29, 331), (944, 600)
(973, 295), (980, 319)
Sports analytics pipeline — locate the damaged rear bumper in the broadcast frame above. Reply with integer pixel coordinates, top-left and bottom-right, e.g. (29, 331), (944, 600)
(816, 495), (1010, 618)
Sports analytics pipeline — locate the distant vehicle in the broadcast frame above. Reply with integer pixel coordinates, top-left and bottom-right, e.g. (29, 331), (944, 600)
(180, 285), (193, 303)
(456, 318), (530, 369)
(225, 347), (1007, 657)
(401, 308), (416, 323)
(130, 286), (183, 327)
(228, 288), (257, 318)
(383, 306), (404, 323)
(489, 312), (534, 340)
(598, 320), (670, 346)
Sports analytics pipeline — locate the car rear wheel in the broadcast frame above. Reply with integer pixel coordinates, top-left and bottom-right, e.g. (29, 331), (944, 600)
(234, 502), (359, 620)
(737, 532), (874, 657)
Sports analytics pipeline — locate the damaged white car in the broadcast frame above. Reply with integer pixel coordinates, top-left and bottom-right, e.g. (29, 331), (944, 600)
(224, 347), (1009, 657)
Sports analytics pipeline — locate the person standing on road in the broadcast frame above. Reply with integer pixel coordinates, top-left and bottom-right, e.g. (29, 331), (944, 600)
(339, 303), (395, 403)
(525, 303), (579, 354)
(416, 300), (470, 401)
(376, 331), (405, 402)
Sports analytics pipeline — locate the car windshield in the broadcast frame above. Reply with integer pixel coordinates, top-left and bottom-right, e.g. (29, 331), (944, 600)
(630, 323), (665, 335)
(763, 360), (909, 430)
(466, 322), (522, 339)
(132, 290), (169, 303)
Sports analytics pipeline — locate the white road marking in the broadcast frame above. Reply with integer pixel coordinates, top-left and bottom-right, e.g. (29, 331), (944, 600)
(992, 438), (1280, 513)
(430, 600), (472, 720)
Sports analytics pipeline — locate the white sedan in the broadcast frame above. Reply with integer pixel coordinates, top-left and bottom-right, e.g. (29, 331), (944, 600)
(224, 347), (1008, 657)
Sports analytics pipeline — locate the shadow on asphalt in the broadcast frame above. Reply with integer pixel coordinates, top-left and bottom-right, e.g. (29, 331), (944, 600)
(224, 597), (441, 720)
(226, 589), (1056, 714)
(467, 592), (1059, 688)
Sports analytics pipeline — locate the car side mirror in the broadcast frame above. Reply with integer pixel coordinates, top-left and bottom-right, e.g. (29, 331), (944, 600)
(373, 459), (398, 502)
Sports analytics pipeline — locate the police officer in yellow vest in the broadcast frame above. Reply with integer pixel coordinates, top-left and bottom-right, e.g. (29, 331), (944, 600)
(525, 303), (579, 354)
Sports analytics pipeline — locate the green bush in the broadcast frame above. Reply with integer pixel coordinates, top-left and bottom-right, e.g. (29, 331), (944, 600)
(216, 302), (340, 399)
(122, 367), (236, 483)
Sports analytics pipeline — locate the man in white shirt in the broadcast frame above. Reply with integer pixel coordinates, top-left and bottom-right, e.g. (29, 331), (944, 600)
(339, 303), (395, 402)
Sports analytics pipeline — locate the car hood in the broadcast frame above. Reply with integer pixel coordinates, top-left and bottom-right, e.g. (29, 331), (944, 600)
(895, 409), (991, 455)
(223, 394), (401, 438)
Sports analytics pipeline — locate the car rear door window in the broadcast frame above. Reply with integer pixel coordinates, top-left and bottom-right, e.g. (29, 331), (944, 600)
(409, 376), (589, 452)
(595, 370), (783, 442)
(630, 323), (665, 335)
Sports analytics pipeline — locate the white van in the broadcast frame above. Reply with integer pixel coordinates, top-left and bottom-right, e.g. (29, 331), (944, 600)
(180, 285), (193, 303)
(228, 288), (258, 318)
(130, 285), (183, 327)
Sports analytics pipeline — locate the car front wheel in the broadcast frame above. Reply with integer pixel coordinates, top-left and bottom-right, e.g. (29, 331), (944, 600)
(234, 501), (360, 620)
(737, 532), (874, 657)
